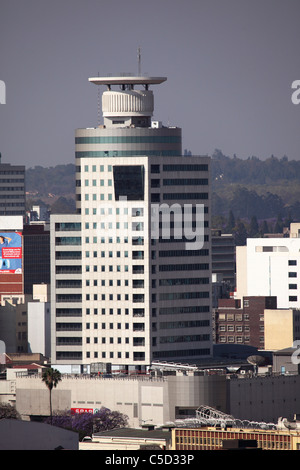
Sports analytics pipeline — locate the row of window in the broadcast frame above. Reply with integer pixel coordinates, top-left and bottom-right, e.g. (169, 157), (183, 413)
(218, 325), (263, 332)
(159, 291), (209, 301)
(160, 320), (210, 329)
(0, 187), (25, 191)
(0, 178), (24, 183)
(56, 308), (145, 317)
(55, 223), (81, 231)
(159, 263), (209, 271)
(152, 348), (210, 358)
(80, 164), (112, 172)
(0, 170), (24, 175)
(159, 249), (209, 257)
(159, 334), (210, 344)
(162, 178), (208, 186)
(56, 322), (144, 331)
(218, 336), (264, 343)
(56, 336), (146, 346)
(159, 277), (209, 286)
(85, 351), (144, 360)
(76, 136), (181, 145)
(56, 293), (146, 302)
(82, 206), (144, 217)
(217, 313), (256, 321)
(84, 178), (113, 187)
(0, 202), (25, 207)
(151, 164), (208, 173)
(82, 219), (145, 232)
(159, 305), (210, 315)
(56, 351), (145, 361)
(84, 235), (137, 243)
(85, 293), (131, 301)
(85, 265), (130, 273)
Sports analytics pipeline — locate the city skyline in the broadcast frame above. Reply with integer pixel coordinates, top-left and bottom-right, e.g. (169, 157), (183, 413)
(1, 0), (300, 168)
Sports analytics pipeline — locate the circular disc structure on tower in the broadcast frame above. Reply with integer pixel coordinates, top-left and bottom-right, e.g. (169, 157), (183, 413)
(88, 76), (167, 87)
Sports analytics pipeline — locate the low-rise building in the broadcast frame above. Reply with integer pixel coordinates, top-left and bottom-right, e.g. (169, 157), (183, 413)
(80, 427), (171, 450)
(214, 296), (277, 348)
(171, 426), (300, 451)
(14, 371), (227, 427)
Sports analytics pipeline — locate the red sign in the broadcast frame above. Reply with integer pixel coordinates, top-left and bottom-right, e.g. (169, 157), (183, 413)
(71, 408), (94, 415)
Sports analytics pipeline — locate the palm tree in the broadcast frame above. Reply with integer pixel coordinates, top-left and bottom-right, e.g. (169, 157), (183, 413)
(42, 368), (62, 424)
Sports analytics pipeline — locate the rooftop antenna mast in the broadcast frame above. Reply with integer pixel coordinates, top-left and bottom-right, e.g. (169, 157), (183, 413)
(137, 47), (141, 76)
(97, 72), (100, 126)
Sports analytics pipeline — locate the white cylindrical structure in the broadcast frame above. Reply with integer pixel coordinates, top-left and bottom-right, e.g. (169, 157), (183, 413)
(102, 90), (154, 117)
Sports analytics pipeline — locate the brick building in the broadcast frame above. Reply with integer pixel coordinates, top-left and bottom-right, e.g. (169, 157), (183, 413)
(214, 296), (277, 349)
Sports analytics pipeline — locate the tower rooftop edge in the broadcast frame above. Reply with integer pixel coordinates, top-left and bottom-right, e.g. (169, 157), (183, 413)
(89, 76), (167, 86)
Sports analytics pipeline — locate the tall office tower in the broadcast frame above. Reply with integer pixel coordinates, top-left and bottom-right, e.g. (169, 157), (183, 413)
(0, 156), (25, 218)
(52, 74), (212, 371)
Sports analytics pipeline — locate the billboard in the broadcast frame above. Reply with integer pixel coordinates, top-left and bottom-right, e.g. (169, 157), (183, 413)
(0, 232), (22, 274)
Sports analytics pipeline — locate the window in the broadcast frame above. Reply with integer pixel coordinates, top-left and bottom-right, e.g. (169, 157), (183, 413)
(151, 165), (160, 173)
(113, 165), (145, 201)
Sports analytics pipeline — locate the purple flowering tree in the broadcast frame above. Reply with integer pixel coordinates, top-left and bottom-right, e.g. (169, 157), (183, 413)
(44, 407), (128, 441)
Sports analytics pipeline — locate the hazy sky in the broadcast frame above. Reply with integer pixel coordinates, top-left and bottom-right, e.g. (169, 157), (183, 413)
(0, 0), (300, 168)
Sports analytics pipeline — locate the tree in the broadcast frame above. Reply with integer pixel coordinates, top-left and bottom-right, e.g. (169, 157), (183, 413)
(42, 368), (62, 424)
(249, 215), (259, 237)
(274, 214), (284, 234)
(225, 210), (235, 233)
(233, 219), (248, 246)
(259, 220), (269, 236)
(0, 403), (20, 420)
(44, 407), (129, 441)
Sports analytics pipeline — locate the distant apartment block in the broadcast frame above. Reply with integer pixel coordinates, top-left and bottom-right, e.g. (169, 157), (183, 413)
(50, 214), (82, 365)
(0, 159), (25, 218)
(236, 231), (300, 308)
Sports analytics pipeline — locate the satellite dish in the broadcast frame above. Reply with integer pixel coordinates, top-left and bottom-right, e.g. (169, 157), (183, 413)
(282, 418), (297, 430)
(247, 355), (266, 367)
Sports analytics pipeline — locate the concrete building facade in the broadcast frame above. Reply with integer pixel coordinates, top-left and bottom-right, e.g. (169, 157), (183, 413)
(0, 161), (25, 218)
(236, 236), (300, 309)
(264, 308), (300, 351)
(50, 74), (212, 370)
(14, 372), (227, 427)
